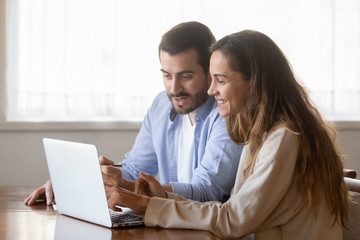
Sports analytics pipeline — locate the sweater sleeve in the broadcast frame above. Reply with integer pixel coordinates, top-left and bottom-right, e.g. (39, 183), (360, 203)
(144, 128), (299, 239)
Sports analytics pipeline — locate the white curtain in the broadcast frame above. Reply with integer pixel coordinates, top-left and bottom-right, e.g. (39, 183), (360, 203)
(6, 0), (360, 121)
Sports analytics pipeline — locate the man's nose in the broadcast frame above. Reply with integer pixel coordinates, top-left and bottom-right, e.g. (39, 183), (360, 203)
(170, 78), (183, 95)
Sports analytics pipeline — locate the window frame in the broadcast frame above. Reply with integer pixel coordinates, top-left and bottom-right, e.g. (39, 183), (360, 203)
(1, 0), (359, 131)
(0, 0), (5, 123)
(0, 0), (143, 131)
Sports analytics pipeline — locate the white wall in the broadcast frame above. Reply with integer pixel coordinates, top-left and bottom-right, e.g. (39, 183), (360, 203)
(0, 127), (138, 186)
(0, 123), (359, 186)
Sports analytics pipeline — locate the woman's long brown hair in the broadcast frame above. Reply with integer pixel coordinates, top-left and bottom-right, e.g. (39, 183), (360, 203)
(211, 30), (348, 226)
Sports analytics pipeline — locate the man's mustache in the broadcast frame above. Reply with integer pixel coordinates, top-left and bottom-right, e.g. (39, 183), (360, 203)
(170, 93), (190, 98)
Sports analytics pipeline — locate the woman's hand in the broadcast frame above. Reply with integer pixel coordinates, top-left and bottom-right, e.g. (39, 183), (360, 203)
(105, 184), (150, 212)
(135, 172), (167, 198)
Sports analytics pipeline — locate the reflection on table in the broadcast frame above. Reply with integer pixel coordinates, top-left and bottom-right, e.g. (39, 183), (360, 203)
(0, 186), (219, 240)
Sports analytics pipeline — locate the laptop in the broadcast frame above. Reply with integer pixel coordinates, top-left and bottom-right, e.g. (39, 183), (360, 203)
(43, 138), (144, 228)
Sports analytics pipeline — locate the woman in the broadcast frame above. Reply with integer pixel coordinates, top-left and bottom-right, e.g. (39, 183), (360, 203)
(105, 30), (348, 239)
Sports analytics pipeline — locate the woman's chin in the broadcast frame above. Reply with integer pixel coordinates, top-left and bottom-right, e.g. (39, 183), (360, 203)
(219, 110), (230, 117)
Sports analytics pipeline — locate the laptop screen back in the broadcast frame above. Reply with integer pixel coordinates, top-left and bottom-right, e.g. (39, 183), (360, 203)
(43, 138), (112, 227)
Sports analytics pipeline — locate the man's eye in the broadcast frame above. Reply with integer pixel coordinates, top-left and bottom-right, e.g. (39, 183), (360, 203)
(163, 74), (171, 79)
(181, 74), (193, 80)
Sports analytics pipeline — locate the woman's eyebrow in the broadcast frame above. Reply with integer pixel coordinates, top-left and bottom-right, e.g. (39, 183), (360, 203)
(213, 73), (227, 77)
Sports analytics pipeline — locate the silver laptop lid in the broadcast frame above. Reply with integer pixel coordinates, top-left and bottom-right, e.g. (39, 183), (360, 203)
(43, 138), (112, 227)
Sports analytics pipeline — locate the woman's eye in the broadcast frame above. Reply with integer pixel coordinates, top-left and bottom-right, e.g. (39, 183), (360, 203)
(217, 79), (225, 84)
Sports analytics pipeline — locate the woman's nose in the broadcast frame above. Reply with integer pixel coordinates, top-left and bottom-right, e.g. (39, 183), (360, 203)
(207, 82), (216, 96)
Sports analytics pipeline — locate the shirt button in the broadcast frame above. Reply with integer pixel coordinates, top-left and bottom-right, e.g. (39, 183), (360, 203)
(196, 137), (199, 141)
(195, 116), (199, 121)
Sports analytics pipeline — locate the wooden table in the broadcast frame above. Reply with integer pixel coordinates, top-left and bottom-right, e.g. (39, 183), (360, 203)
(0, 186), (219, 240)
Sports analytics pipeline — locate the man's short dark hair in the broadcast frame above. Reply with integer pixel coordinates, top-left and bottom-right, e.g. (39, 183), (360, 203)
(159, 21), (216, 74)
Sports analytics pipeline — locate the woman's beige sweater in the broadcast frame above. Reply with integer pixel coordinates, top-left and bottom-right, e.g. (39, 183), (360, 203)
(144, 127), (342, 239)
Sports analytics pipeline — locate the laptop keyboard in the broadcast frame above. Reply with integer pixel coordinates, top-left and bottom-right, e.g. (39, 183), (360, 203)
(110, 210), (144, 224)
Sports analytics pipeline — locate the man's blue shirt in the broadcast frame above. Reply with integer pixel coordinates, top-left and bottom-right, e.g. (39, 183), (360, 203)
(121, 91), (243, 202)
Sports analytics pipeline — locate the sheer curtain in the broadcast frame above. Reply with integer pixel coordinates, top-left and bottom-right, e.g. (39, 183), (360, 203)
(6, 0), (360, 121)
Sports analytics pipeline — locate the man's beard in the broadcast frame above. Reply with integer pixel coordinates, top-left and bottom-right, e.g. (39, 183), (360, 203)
(168, 90), (209, 115)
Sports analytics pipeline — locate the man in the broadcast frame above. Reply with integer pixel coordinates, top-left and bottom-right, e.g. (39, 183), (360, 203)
(24, 22), (243, 205)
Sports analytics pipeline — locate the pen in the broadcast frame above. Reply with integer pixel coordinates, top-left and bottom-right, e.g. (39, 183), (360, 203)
(112, 163), (123, 168)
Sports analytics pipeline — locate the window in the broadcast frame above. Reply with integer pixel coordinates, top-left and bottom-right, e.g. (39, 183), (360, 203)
(5, 0), (360, 122)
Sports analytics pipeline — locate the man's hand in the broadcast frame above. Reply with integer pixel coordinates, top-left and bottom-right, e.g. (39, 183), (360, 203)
(100, 156), (132, 190)
(24, 179), (55, 205)
(134, 172), (167, 198)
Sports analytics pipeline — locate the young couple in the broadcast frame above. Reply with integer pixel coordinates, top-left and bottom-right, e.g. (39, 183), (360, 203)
(26, 22), (348, 239)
